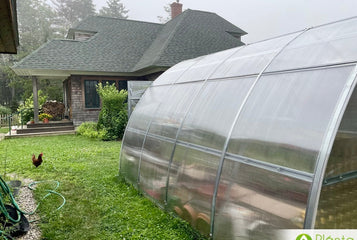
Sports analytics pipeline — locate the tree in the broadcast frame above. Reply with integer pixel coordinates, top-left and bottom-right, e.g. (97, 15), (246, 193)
(99, 0), (129, 19)
(0, 0), (97, 111)
(0, 66), (28, 111)
(17, 0), (58, 55)
(51, 0), (96, 36)
(157, 4), (171, 23)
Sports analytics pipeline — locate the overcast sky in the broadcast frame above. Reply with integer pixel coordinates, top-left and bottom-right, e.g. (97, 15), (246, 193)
(93, 0), (357, 43)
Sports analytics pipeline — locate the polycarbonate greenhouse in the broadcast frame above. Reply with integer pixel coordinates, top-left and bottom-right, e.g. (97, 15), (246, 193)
(119, 17), (357, 239)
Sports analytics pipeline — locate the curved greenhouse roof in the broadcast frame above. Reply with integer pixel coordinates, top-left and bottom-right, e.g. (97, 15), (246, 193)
(119, 16), (357, 238)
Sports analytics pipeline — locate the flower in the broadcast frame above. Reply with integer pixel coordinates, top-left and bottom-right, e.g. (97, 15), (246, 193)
(38, 113), (53, 121)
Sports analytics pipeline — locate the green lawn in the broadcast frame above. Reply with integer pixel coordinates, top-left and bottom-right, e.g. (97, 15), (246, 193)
(0, 127), (8, 134)
(0, 135), (206, 240)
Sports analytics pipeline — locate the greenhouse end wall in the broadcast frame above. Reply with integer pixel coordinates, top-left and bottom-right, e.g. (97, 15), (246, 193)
(119, 16), (357, 239)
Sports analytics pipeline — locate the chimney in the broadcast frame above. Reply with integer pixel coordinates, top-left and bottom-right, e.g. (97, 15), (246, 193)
(171, 1), (183, 19)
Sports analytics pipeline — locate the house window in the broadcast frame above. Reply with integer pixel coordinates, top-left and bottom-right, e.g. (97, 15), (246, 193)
(102, 80), (116, 87)
(118, 81), (128, 91)
(74, 31), (95, 41)
(84, 80), (100, 108)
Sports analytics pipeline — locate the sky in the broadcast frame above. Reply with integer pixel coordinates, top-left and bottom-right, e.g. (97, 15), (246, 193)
(93, 0), (357, 43)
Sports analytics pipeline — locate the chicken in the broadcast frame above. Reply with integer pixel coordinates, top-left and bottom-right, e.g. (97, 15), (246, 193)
(32, 153), (43, 167)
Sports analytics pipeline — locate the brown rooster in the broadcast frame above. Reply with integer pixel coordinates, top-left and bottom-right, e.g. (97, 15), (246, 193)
(32, 153), (43, 167)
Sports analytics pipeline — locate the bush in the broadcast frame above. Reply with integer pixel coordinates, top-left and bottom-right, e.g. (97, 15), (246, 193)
(17, 90), (48, 122)
(96, 83), (128, 141)
(77, 122), (105, 139)
(0, 105), (11, 115)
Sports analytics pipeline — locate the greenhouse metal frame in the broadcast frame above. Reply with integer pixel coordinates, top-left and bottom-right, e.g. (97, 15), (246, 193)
(119, 16), (357, 239)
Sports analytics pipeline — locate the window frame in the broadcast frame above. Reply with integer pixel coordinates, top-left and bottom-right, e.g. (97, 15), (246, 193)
(81, 76), (130, 110)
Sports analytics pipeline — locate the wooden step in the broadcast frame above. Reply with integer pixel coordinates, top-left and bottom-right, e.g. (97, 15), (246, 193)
(27, 121), (73, 128)
(5, 130), (76, 139)
(17, 126), (75, 134)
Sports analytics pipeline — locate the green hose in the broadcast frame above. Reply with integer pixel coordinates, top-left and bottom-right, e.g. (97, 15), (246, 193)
(0, 177), (66, 239)
(27, 180), (66, 213)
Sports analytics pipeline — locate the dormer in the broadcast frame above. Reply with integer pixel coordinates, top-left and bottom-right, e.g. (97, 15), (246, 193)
(67, 29), (97, 41)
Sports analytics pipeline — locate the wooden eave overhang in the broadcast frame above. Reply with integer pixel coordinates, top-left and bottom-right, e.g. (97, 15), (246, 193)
(0, 0), (18, 54)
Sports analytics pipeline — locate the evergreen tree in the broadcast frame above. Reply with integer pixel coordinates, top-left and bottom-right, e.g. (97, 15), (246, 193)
(0, 0), (72, 109)
(51, 0), (96, 35)
(17, 0), (57, 56)
(0, 0), (58, 108)
(99, 0), (129, 19)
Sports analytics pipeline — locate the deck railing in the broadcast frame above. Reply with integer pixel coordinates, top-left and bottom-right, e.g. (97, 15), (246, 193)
(2, 109), (33, 136)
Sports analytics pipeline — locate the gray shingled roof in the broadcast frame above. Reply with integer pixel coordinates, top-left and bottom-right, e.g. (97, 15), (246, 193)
(133, 9), (246, 71)
(13, 10), (246, 76)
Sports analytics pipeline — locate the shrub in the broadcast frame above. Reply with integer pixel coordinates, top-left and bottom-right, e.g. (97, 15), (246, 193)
(77, 122), (105, 139)
(96, 83), (128, 141)
(17, 90), (48, 122)
(0, 105), (11, 115)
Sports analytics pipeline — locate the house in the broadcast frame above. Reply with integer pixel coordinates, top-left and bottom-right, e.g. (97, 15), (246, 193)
(12, 2), (246, 126)
(0, 0), (19, 54)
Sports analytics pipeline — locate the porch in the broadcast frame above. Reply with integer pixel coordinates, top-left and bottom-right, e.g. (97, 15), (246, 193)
(4, 120), (75, 139)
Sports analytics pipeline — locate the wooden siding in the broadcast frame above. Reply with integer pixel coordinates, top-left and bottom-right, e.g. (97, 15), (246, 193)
(70, 76), (100, 126)
(68, 75), (147, 127)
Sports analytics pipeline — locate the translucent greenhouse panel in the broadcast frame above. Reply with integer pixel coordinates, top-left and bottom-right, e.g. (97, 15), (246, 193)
(119, 130), (145, 186)
(174, 48), (240, 83)
(227, 66), (354, 173)
(324, 88), (357, 178)
(167, 145), (220, 237)
(214, 159), (311, 239)
(138, 136), (174, 206)
(127, 81), (153, 117)
(339, 85), (357, 132)
(153, 57), (202, 86)
(148, 82), (202, 139)
(210, 32), (302, 79)
(178, 77), (255, 150)
(267, 17), (357, 72)
(316, 86), (357, 228)
(316, 178), (357, 229)
(127, 85), (170, 132)
(316, 133), (357, 228)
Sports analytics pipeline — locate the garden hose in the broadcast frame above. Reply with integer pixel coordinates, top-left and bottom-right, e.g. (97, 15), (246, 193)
(28, 180), (66, 213)
(0, 177), (66, 239)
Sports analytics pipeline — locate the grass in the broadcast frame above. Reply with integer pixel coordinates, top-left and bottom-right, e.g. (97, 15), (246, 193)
(0, 127), (8, 134)
(0, 135), (206, 240)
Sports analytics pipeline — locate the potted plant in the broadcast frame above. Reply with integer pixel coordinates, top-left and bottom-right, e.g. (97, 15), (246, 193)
(39, 113), (53, 123)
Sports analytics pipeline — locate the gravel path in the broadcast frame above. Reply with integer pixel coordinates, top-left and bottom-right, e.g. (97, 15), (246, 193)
(13, 178), (42, 240)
